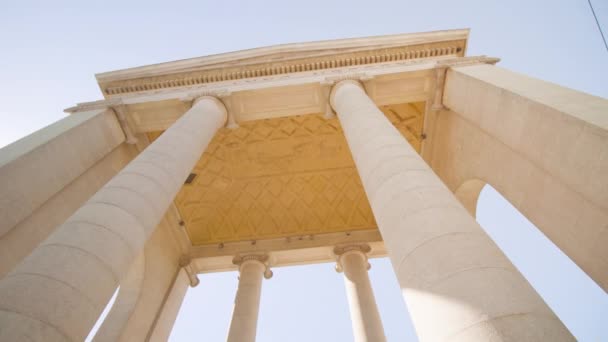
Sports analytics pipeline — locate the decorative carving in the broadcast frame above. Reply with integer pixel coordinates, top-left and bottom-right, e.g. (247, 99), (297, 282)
(150, 103), (424, 246)
(233, 254), (273, 279)
(178, 255), (200, 287)
(334, 243), (372, 273)
(102, 44), (464, 96)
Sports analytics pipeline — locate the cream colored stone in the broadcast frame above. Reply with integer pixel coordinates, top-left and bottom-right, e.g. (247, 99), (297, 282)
(440, 64), (608, 291)
(335, 245), (386, 342)
(227, 256), (270, 342)
(116, 216), (182, 342)
(148, 268), (191, 342)
(0, 143), (136, 278)
(93, 253), (144, 342)
(330, 80), (573, 341)
(453, 179), (486, 217)
(1, 30), (604, 341)
(0, 97), (226, 342)
(0, 108), (124, 238)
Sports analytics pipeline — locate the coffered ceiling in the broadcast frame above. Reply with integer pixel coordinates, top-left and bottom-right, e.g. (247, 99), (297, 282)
(148, 101), (425, 246)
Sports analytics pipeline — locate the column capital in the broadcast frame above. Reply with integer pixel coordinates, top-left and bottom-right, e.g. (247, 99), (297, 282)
(192, 94), (227, 112)
(329, 79), (366, 111)
(178, 255), (200, 287)
(233, 254), (273, 279)
(334, 244), (371, 273)
(178, 93), (229, 127)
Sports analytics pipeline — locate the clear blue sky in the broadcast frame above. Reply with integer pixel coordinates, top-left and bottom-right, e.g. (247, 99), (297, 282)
(1, 1), (607, 341)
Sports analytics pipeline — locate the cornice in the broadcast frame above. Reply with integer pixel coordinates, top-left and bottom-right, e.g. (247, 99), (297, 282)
(67, 55), (497, 114)
(96, 30), (469, 98)
(97, 29), (469, 81)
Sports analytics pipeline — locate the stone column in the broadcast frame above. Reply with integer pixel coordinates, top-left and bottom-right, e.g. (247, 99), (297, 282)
(335, 245), (386, 342)
(330, 80), (573, 341)
(0, 97), (227, 342)
(148, 268), (193, 342)
(227, 255), (272, 342)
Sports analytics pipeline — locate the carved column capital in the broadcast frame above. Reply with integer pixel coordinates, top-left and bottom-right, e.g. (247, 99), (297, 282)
(179, 255), (200, 287)
(233, 254), (273, 279)
(179, 92), (235, 129)
(328, 78), (370, 112)
(334, 244), (372, 273)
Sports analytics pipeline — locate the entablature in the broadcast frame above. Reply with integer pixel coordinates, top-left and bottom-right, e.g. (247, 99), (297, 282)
(95, 29), (470, 97)
(66, 56), (498, 134)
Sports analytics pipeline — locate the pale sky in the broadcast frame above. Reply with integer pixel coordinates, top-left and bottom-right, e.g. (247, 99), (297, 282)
(1, 0), (607, 341)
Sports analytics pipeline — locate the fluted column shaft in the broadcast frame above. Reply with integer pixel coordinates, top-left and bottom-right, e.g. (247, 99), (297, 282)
(337, 246), (386, 342)
(0, 97), (227, 342)
(330, 81), (573, 341)
(227, 258), (269, 342)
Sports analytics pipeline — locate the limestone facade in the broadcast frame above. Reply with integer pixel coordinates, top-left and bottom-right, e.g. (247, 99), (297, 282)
(0, 29), (605, 341)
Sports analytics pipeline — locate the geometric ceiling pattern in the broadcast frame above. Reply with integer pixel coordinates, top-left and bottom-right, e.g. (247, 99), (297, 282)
(148, 102), (425, 246)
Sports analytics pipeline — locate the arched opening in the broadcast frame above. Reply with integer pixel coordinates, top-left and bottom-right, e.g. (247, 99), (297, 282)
(472, 183), (608, 340)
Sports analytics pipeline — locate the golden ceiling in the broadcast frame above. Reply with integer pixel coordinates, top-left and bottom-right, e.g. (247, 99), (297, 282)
(149, 102), (425, 246)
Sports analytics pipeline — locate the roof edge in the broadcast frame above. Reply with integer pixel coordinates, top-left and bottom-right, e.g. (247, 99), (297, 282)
(96, 29), (470, 83)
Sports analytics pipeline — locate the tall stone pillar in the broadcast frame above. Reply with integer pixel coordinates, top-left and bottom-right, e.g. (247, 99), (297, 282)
(0, 97), (227, 342)
(330, 80), (573, 341)
(227, 255), (272, 342)
(335, 245), (386, 342)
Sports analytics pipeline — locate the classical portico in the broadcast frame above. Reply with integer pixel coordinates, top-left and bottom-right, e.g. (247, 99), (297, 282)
(0, 29), (606, 341)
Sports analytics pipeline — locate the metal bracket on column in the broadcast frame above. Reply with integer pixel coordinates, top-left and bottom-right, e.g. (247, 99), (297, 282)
(333, 244), (372, 273)
(233, 254), (273, 279)
(179, 255), (200, 287)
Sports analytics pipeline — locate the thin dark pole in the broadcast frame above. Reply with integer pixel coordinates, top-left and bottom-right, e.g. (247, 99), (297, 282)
(587, 0), (608, 53)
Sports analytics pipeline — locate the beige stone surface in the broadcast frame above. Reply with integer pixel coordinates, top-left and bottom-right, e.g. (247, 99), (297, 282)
(113, 215), (182, 342)
(453, 179), (486, 217)
(0, 97), (226, 341)
(0, 108), (124, 239)
(0, 143), (137, 278)
(330, 80), (573, 341)
(440, 64), (608, 291)
(227, 257), (270, 342)
(336, 245), (386, 342)
(93, 253), (144, 342)
(148, 268), (190, 342)
(96, 30), (467, 98)
(2, 30), (604, 341)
